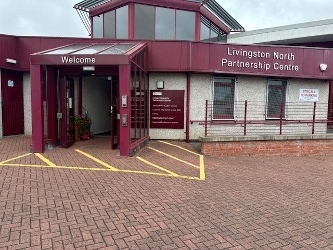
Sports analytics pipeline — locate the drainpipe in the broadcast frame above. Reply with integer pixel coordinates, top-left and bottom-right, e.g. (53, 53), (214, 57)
(186, 73), (190, 143)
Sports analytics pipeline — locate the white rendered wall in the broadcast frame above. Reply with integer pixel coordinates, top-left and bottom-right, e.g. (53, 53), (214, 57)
(149, 73), (329, 140)
(23, 73), (32, 135)
(149, 73), (187, 140)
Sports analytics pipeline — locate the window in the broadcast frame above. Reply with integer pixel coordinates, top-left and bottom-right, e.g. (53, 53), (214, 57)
(135, 4), (155, 39)
(156, 7), (175, 40)
(212, 78), (235, 119)
(116, 5), (128, 39)
(176, 10), (195, 40)
(266, 79), (287, 119)
(104, 11), (115, 38)
(92, 15), (103, 38)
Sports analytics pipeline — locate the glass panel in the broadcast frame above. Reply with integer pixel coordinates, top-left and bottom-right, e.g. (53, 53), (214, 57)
(92, 15), (103, 38)
(200, 22), (210, 42)
(116, 5), (128, 39)
(99, 43), (138, 54)
(72, 44), (114, 54)
(176, 10), (195, 40)
(267, 80), (287, 119)
(135, 4), (155, 39)
(213, 78), (235, 119)
(211, 24), (219, 42)
(156, 7), (175, 40)
(104, 11), (115, 38)
(44, 44), (90, 54)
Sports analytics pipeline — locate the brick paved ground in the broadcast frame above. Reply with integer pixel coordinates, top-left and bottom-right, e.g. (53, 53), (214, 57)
(1, 136), (333, 249)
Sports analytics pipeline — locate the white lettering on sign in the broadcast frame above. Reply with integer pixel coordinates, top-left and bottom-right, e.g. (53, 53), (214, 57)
(222, 47), (299, 72)
(299, 89), (319, 102)
(61, 56), (96, 64)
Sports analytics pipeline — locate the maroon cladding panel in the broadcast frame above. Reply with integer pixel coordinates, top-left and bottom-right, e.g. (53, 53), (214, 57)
(1, 69), (24, 136)
(0, 35), (18, 71)
(150, 90), (184, 129)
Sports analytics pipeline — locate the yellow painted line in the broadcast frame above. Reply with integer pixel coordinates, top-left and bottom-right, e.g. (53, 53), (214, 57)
(75, 149), (119, 171)
(121, 169), (200, 180)
(0, 153), (32, 164)
(0, 163), (112, 171)
(148, 146), (199, 169)
(137, 157), (179, 177)
(199, 155), (205, 180)
(35, 153), (56, 166)
(158, 140), (201, 156)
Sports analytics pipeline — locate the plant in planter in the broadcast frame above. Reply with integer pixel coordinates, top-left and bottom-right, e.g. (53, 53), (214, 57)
(74, 110), (92, 140)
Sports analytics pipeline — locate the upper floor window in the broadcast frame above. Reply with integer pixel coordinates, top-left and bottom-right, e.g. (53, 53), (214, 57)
(200, 16), (226, 43)
(92, 5), (128, 39)
(266, 79), (287, 119)
(134, 4), (195, 41)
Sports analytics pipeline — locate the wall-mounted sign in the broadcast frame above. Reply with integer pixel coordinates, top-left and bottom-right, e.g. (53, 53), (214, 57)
(299, 89), (319, 102)
(61, 56), (96, 64)
(7, 80), (14, 87)
(150, 90), (184, 129)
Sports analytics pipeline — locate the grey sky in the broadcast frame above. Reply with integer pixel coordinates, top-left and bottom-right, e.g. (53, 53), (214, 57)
(0, 0), (332, 37)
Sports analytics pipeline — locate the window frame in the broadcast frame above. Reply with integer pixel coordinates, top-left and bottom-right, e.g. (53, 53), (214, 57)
(266, 79), (288, 119)
(212, 77), (236, 120)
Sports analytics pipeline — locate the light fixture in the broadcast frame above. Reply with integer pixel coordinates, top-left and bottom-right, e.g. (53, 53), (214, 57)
(6, 58), (17, 64)
(156, 80), (164, 89)
(319, 63), (327, 72)
(82, 66), (95, 71)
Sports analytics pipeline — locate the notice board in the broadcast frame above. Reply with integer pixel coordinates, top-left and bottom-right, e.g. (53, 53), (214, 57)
(150, 90), (184, 129)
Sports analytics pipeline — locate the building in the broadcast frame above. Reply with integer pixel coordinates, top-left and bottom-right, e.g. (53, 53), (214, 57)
(1, 0), (333, 156)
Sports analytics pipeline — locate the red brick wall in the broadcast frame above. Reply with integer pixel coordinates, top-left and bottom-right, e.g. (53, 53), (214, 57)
(201, 140), (333, 156)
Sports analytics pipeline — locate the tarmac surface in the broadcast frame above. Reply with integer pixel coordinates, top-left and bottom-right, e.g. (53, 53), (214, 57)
(1, 135), (333, 249)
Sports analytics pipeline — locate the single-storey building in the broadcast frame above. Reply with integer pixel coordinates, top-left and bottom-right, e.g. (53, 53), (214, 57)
(1, 0), (333, 156)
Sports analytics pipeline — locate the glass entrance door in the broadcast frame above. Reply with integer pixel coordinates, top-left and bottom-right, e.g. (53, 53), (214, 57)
(110, 77), (119, 149)
(59, 76), (75, 148)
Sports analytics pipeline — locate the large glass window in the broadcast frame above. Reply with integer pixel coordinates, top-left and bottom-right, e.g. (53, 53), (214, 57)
(104, 11), (115, 38)
(200, 21), (210, 42)
(156, 7), (175, 40)
(212, 78), (235, 120)
(266, 79), (287, 119)
(116, 5), (128, 39)
(135, 4), (155, 39)
(176, 10), (195, 40)
(92, 15), (103, 38)
(200, 15), (225, 43)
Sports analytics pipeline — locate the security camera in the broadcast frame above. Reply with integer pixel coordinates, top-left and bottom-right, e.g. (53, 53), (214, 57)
(320, 63), (327, 72)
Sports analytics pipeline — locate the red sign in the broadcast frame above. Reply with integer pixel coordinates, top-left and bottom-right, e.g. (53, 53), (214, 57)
(150, 90), (184, 129)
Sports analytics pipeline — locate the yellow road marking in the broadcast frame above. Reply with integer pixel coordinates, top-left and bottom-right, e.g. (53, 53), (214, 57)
(137, 157), (179, 177)
(200, 155), (205, 180)
(75, 149), (119, 171)
(147, 147), (199, 169)
(35, 153), (56, 166)
(0, 153), (32, 164)
(158, 140), (201, 156)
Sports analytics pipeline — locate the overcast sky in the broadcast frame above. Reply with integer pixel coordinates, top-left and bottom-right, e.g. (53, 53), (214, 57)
(0, 0), (332, 37)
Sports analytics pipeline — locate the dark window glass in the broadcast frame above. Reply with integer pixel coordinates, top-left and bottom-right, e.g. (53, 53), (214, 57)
(211, 24), (219, 42)
(92, 15), (103, 38)
(200, 19), (210, 42)
(116, 5), (128, 39)
(135, 4), (155, 39)
(266, 79), (287, 119)
(176, 10), (195, 40)
(104, 11), (115, 38)
(213, 78), (235, 119)
(156, 7), (175, 40)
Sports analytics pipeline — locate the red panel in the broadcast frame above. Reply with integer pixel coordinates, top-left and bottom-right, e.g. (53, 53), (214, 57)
(1, 69), (24, 136)
(0, 35), (19, 71)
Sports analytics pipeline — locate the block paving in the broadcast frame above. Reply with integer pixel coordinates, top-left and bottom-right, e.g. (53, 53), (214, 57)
(1, 135), (333, 249)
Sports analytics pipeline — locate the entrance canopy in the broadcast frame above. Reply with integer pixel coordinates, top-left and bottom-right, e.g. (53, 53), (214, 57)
(31, 42), (147, 66)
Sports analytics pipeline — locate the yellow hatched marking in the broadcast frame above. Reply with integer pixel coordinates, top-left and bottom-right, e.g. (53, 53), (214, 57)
(121, 169), (200, 180)
(75, 149), (119, 171)
(0, 153), (32, 164)
(0, 163), (110, 171)
(199, 155), (205, 180)
(35, 153), (56, 166)
(148, 147), (199, 169)
(137, 157), (179, 177)
(158, 140), (201, 156)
